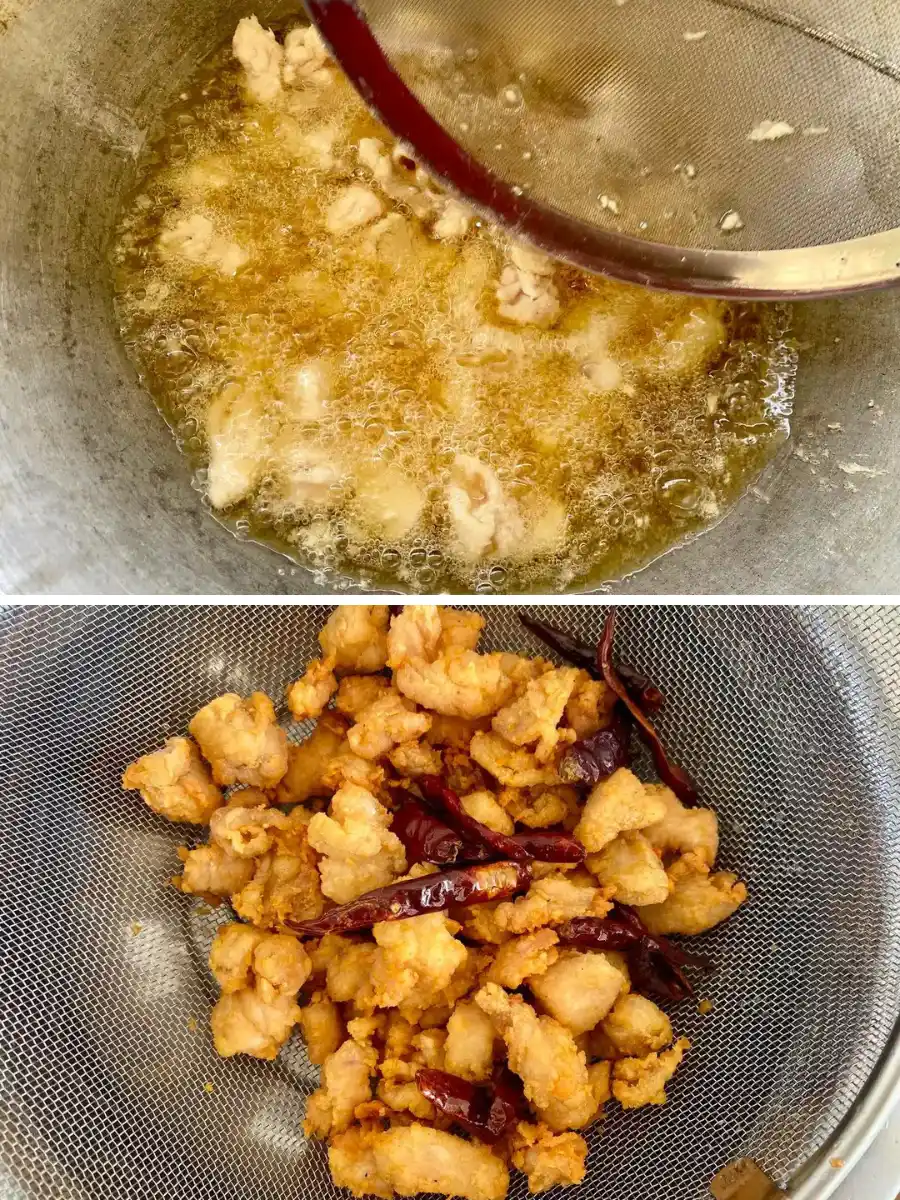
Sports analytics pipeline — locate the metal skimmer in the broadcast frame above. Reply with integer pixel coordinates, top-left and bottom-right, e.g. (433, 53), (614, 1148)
(1, 605), (899, 1200)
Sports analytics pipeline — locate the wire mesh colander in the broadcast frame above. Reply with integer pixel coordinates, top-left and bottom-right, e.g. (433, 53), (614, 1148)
(1, 604), (899, 1200)
(306, 0), (900, 297)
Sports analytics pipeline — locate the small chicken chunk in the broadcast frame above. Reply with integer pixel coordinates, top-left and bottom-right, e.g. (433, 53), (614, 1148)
(328, 1126), (394, 1200)
(444, 999), (497, 1082)
(314, 934), (378, 1005)
(371, 912), (468, 1010)
(335, 675), (393, 718)
(426, 713), (492, 749)
(461, 790), (514, 835)
(319, 606), (390, 674)
(485, 929), (559, 989)
(286, 656), (338, 721)
(326, 185), (384, 235)
(189, 692), (288, 789)
(308, 783), (406, 903)
(439, 608), (485, 653)
(122, 736), (223, 824)
(210, 923), (311, 1000)
(474, 984), (597, 1131)
(528, 949), (628, 1036)
(601, 994), (672, 1058)
(347, 692), (432, 760)
(354, 465), (425, 540)
(397, 652), (518, 719)
(304, 1035), (378, 1137)
(298, 990), (344, 1065)
(432, 198), (472, 242)
(211, 988), (300, 1059)
(231, 808), (325, 930)
(492, 667), (579, 762)
(387, 605), (444, 669)
(373, 1123), (509, 1200)
(612, 1038), (690, 1109)
(637, 854), (747, 935)
(493, 875), (612, 936)
(510, 1124), (588, 1194)
(564, 674), (617, 739)
(232, 15), (283, 102)
(641, 784), (719, 865)
(204, 383), (269, 510)
(209, 804), (288, 858)
(159, 213), (248, 276)
(321, 745), (387, 793)
(446, 455), (524, 561)
(388, 740), (443, 778)
(498, 786), (579, 830)
(470, 732), (560, 788)
(227, 786), (271, 808)
(574, 768), (668, 853)
(209, 922), (264, 993)
(586, 831), (671, 906)
(174, 842), (254, 898)
(496, 250), (560, 327)
(275, 712), (347, 805)
(282, 23), (332, 87)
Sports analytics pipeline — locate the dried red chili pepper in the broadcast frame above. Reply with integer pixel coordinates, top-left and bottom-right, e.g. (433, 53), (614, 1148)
(558, 711), (632, 786)
(416, 1068), (521, 1143)
(598, 611), (698, 807)
(285, 861), (532, 937)
(556, 915), (642, 951)
(615, 663), (664, 714)
(391, 792), (463, 865)
(418, 775), (584, 864)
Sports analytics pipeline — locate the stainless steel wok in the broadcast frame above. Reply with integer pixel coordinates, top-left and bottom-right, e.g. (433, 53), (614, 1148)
(1, 0), (898, 595)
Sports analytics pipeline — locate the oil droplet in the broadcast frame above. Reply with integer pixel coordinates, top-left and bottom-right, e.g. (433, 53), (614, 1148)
(501, 84), (524, 109)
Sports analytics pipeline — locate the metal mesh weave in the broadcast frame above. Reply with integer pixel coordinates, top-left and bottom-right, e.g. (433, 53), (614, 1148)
(1, 604), (899, 1200)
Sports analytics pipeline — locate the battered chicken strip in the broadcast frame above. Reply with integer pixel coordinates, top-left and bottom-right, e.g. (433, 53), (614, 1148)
(498, 786), (579, 830)
(493, 875), (612, 936)
(304, 1035), (378, 1137)
(346, 692), (432, 760)
(444, 999), (497, 1081)
(426, 712), (492, 749)
(328, 1126), (394, 1200)
(564, 673), (617, 739)
(335, 675), (393, 719)
(474, 984), (597, 1131)
(232, 807), (325, 930)
(396, 652), (518, 719)
(637, 853), (747, 935)
(470, 732), (560, 788)
(492, 667), (579, 762)
(319, 606), (390, 674)
(510, 1123), (588, 1194)
(641, 784), (719, 866)
(387, 740), (443, 778)
(286, 656), (338, 721)
(585, 831), (671, 906)
(371, 912), (468, 1009)
(485, 929), (559, 989)
(209, 804), (288, 858)
(374, 1123), (509, 1200)
(573, 768), (668, 853)
(461, 790), (514, 835)
(275, 712), (348, 805)
(189, 692), (289, 789)
(174, 842), (254, 898)
(298, 990), (344, 1064)
(307, 783), (407, 903)
(611, 1038), (690, 1109)
(601, 994), (672, 1058)
(122, 736), (223, 824)
(528, 949), (628, 1035)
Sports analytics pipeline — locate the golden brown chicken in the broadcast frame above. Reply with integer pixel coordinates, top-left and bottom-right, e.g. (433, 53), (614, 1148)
(122, 736), (223, 824)
(189, 692), (288, 788)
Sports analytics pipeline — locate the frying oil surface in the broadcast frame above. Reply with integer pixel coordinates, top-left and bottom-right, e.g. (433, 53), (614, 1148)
(112, 23), (795, 592)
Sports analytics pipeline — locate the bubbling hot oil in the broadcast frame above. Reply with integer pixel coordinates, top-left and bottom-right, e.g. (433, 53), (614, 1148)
(112, 36), (796, 593)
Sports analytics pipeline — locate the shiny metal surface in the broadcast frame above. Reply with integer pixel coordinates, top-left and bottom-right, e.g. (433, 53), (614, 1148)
(0, 603), (899, 1200)
(0, 0), (899, 595)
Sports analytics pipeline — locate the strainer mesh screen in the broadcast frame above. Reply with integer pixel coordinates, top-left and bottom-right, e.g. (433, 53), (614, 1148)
(1, 605), (900, 1200)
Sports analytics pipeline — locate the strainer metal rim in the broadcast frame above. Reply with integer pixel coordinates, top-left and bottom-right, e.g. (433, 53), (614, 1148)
(305, 0), (900, 300)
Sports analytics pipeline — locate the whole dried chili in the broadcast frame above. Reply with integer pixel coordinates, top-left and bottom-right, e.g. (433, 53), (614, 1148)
(598, 611), (699, 807)
(391, 792), (463, 865)
(416, 1068), (521, 1143)
(285, 861), (532, 937)
(558, 711), (632, 786)
(418, 775), (584, 864)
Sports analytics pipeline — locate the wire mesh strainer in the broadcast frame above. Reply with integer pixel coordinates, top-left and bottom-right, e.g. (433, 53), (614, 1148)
(306, 0), (900, 297)
(1, 604), (900, 1200)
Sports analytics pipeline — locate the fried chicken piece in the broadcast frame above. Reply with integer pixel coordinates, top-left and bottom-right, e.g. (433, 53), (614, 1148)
(388, 740), (443, 778)
(461, 790), (514, 835)
(211, 988), (300, 1059)
(439, 609), (485, 653)
(335, 675), (393, 719)
(442, 747), (491, 796)
(227, 786), (271, 807)
(456, 901), (511, 945)
(641, 784), (719, 866)
(444, 999), (496, 1082)
(492, 667), (579, 762)
(304, 1035), (378, 1137)
(611, 1038), (690, 1109)
(574, 768), (668, 853)
(208, 922), (264, 993)
(426, 713), (492, 749)
(315, 934), (378, 1006)
(275, 713), (348, 805)
(563, 673), (617, 739)
(485, 929), (559, 989)
(286, 656), (338, 721)
(601, 994), (672, 1058)
(585, 831), (671, 906)
(498, 785), (579, 830)
(189, 692), (289, 789)
(298, 990), (344, 1064)
(474, 984), (596, 1131)
(374, 1123), (509, 1200)
(174, 842), (254, 898)
(387, 605), (444, 669)
(319, 606), (390, 674)
(493, 875), (612, 936)
(371, 912), (468, 1009)
(328, 1126), (395, 1200)
(307, 783), (407, 903)
(510, 1123), (588, 1194)
(232, 808), (325, 930)
(122, 736), (223, 824)
(396, 652), (518, 719)
(528, 949), (628, 1035)
(209, 804), (289, 858)
(470, 732), (561, 788)
(413, 1027), (447, 1068)
(637, 853), (747, 935)
(321, 744), (387, 793)
(347, 692), (432, 761)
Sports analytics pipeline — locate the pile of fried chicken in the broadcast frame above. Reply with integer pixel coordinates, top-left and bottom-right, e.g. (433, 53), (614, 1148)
(122, 605), (747, 1200)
